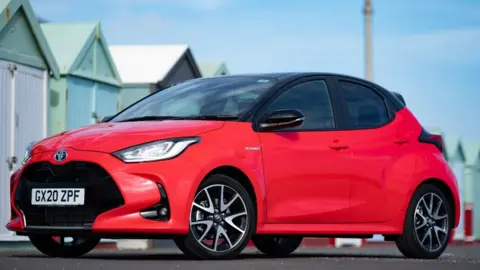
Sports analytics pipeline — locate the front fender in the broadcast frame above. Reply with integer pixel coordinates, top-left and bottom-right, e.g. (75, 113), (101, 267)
(182, 123), (267, 229)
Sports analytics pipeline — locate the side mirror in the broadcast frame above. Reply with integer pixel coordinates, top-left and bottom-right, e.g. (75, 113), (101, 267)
(101, 115), (113, 123)
(259, 109), (305, 131)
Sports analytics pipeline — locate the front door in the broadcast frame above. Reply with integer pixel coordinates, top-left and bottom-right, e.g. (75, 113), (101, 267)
(257, 78), (352, 224)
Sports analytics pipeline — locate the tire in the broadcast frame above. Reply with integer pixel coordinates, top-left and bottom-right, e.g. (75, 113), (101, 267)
(395, 183), (453, 259)
(28, 235), (100, 258)
(183, 174), (256, 260)
(252, 235), (303, 256)
(173, 236), (196, 257)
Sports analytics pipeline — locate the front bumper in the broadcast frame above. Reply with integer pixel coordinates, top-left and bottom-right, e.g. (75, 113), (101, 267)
(6, 147), (204, 236)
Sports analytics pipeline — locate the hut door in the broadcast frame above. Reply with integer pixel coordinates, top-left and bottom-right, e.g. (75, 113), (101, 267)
(0, 60), (14, 237)
(0, 61), (46, 238)
(94, 83), (118, 121)
(451, 161), (465, 240)
(13, 64), (47, 172)
(66, 77), (94, 130)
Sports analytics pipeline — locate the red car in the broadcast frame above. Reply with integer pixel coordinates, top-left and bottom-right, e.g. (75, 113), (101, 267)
(7, 73), (459, 260)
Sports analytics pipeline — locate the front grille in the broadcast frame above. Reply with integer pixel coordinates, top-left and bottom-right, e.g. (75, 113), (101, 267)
(15, 162), (124, 227)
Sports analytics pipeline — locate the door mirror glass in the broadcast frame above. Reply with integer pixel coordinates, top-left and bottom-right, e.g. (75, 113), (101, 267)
(259, 109), (305, 131)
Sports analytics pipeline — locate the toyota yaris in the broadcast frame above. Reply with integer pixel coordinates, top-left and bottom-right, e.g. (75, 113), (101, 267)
(7, 73), (459, 260)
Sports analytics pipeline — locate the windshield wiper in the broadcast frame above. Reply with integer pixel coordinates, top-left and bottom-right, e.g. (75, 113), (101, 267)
(117, 116), (188, 122)
(117, 115), (239, 122)
(190, 115), (239, 120)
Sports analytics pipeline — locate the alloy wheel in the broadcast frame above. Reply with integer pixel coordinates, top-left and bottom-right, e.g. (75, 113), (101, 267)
(413, 192), (449, 252)
(189, 184), (248, 252)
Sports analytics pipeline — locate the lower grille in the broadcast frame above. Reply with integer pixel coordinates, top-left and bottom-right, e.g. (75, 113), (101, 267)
(15, 162), (124, 228)
(22, 207), (98, 227)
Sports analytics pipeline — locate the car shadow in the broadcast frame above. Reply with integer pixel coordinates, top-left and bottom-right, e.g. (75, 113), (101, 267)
(11, 252), (405, 261)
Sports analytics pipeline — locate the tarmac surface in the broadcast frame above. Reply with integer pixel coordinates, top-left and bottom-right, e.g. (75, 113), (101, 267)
(1, 245), (479, 270)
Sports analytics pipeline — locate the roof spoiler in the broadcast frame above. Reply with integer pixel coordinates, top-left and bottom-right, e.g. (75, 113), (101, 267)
(391, 91), (406, 105)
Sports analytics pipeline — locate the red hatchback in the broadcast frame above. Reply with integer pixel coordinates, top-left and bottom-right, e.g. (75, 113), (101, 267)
(7, 73), (459, 260)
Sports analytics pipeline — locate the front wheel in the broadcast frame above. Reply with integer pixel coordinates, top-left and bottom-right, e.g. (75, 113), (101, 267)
(182, 174), (256, 260)
(29, 235), (100, 257)
(395, 184), (452, 259)
(252, 235), (303, 256)
(173, 236), (196, 257)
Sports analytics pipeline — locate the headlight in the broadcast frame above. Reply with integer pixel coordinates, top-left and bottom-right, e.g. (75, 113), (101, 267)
(112, 137), (200, 163)
(22, 141), (37, 165)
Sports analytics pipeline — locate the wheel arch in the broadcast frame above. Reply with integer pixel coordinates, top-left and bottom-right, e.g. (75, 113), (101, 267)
(417, 178), (457, 228)
(407, 153), (461, 229)
(393, 177), (457, 259)
(201, 165), (265, 229)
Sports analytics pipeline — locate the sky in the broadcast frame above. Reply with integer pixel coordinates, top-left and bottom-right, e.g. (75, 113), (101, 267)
(30, 0), (480, 143)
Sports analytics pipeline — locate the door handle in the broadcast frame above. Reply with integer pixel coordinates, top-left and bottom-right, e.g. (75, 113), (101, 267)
(329, 141), (349, 150)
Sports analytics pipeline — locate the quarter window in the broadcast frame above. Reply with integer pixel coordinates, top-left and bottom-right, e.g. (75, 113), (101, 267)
(264, 80), (335, 130)
(338, 81), (389, 129)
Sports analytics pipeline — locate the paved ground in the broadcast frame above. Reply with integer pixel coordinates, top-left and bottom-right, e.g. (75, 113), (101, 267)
(1, 245), (479, 270)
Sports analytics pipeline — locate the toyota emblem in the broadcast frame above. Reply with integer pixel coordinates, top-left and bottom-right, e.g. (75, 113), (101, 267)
(54, 149), (68, 162)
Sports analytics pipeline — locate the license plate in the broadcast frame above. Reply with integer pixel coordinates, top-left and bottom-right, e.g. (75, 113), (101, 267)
(31, 188), (85, 206)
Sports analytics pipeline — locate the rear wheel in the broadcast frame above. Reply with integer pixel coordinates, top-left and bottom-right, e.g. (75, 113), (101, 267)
(395, 184), (452, 259)
(183, 174), (256, 260)
(28, 235), (100, 257)
(252, 235), (303, 256)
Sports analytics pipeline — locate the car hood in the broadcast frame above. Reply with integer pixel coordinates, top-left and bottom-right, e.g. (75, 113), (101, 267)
(32, 120), (224, 154)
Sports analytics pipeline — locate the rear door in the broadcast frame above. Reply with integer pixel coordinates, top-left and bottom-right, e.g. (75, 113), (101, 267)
(332, 78), (414, 223)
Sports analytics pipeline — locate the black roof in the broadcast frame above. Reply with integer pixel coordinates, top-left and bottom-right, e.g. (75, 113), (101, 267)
(201, 72), (296, 79)
(207, 72), (406, 110)
(194, 72), (398, 95)
(207, 72), (371, 82)
(223, 72), (397, 91)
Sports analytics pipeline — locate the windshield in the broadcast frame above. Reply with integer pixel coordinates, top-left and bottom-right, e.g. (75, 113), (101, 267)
(111, 77), (275, 122)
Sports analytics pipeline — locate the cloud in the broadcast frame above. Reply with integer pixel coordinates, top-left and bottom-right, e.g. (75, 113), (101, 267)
(104, 0), (232, 10)
(30, 0), (77, 18)
(100, 5), (480, 76)
(34, 0), (477, 82)
(30, 0), (232, 21)
(180, 0), (232, 10)
(376, 28), (480, 67)
(26, 0), (480, 140)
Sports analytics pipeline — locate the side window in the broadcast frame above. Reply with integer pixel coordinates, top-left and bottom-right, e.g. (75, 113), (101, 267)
(264, 80), (335, 130)
(338, 81), (389, 129)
